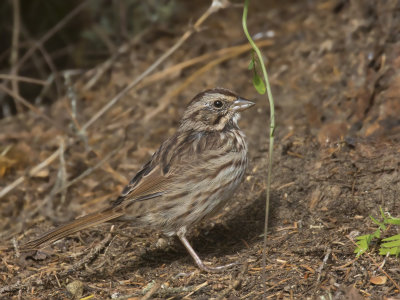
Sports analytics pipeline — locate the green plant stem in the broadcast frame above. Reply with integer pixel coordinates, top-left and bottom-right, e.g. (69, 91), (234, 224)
(242, 0), (275, 297)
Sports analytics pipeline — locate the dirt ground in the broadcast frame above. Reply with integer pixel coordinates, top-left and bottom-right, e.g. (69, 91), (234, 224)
(1, 0), (400, 299)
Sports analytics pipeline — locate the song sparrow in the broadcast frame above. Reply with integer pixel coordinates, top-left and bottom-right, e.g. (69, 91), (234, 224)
(23, 88), (255, 272)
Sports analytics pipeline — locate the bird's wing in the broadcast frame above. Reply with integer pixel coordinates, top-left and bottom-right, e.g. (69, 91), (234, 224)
(112, 131), (225, 208)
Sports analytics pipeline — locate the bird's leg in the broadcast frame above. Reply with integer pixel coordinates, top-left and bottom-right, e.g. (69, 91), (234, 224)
(177, 227), (236, 272)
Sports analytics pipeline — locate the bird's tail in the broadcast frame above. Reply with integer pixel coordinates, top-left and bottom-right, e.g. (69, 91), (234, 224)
(22, 208), (123, 250)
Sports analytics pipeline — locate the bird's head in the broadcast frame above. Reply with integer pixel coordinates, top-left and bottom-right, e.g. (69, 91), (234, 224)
(180, 88), (255, 132)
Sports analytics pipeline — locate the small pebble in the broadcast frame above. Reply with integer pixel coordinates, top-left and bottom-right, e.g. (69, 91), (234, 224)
(156, 237), (168, 249)
(66, 280), (84, 299)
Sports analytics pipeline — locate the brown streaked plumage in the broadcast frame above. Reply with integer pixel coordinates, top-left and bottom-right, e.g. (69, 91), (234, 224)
(23, 88), (255, 272)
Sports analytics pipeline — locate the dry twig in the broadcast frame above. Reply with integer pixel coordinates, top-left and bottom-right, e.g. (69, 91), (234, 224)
(59, 231), (114, 277)
(216, 262), (248, 300)
(0, 74), (47, 85)
(182, 281), (209, 299)
(143, 40), (273, 122)
(0, 147), (61, 199)
(1, 1), (88, 115)
(52, 142), (124, 196)
(0, 281), (24, 295)
(36, 43), (62, 98)
(136, 40), (273, 90)
(23, 140), (124, 221)
(16, 2), (88, 70)
(0, 84), (66, 132)
(10, 0), (21, 112)
(140, 280), (164, 300)
(83, 28), (149, 91)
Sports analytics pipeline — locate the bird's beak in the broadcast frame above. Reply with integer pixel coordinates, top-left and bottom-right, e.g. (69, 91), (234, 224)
(232, 98), (255, 112)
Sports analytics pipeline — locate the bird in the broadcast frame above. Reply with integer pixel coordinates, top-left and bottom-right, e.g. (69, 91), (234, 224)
(23, 88), (255, 272)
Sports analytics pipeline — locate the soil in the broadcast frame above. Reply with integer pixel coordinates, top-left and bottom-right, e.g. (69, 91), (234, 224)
(1, 0), (400, 299)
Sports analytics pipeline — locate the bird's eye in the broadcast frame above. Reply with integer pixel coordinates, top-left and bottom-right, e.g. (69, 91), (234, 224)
(213, 100), (223, 108)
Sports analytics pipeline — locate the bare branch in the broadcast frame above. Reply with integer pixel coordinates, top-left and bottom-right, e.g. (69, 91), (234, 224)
(0, 84), (66, 133)
(0, 74), (47, 85)
(10, 0), (21, 112)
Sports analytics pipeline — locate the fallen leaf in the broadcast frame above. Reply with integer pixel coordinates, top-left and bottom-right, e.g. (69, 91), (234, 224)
(32, 168), (50, 178)
(370, 275), (387, 285)
(317, 122), (348, 146)
(309, 189), (322, 210)
(344, 285), (364, 300)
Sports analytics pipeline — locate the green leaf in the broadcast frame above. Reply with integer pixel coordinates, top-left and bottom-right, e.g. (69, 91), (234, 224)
(253, 73), (266, 94)
(382, 234), (400, 242)
(355, 234), (371, 241)
(380, 206), (385, 219)
(386, 218), (400, 225)
(379, 207), (400, 224)
(354, 244), (367, 256)
(354, 234), (372, 256)
(372, 228), (381, 239)
(379, 233), (400, 257)
(381, 240), (400, 248)
(354, 232), (382, 257)
(381, 235), (400, 256)
(379, 247), (400, 256)
(248, 58), (255, 70)
(370, 215), (386, 231)
(354, 247), (366, 256)
(355, 209), (400, 257)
